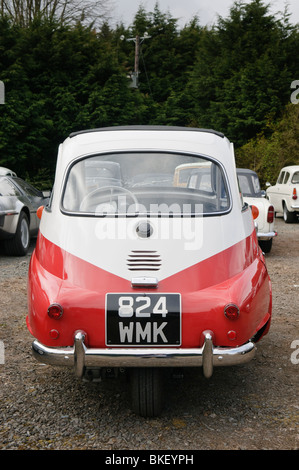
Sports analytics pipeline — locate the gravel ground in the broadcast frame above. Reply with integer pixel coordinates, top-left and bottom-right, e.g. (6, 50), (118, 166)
(0, 216), (298, 451)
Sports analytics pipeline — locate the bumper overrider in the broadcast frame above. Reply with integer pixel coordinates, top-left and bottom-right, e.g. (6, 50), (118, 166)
(32, 330), (256, 379)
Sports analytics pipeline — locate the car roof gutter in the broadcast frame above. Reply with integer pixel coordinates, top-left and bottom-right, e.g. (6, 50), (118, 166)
(69, 126), (225, 139)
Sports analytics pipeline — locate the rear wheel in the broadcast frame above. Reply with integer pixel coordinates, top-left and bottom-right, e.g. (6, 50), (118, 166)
(130, 368), (164, 417)
(4, 212), (30, 256)
(259, 238), (272, 253)
(283, 203), (295, 223)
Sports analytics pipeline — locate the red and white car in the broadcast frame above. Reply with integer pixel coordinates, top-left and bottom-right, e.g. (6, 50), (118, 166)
(266, 165), (299, 223)
(26, 126), (272, 416)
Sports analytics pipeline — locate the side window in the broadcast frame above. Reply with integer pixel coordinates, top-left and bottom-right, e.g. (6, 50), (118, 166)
(291, 172), (299, 184)
(283, 172), (290, 184)
(14, 177), (41, 197)
(238, 175), (251, 195)
(277, 171), (285, 184)
(251, 175), (261, 194)
(0, 178), (21, 196)
(188, 174), (198, 189)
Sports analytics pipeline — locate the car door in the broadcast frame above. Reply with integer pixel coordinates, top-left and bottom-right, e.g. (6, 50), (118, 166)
(268, 170), (285, 212)
(0, 176), (21, 218)
(280, 171), (291, 202)
(12, 178), (43, 231)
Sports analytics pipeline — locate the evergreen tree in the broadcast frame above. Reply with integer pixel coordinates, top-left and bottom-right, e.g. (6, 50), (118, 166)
(0, 1), (297, 185)
(183, 0), (299, 146)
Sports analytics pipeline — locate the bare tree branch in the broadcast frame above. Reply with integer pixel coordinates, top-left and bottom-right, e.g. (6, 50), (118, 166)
(0, 0), (114, 27)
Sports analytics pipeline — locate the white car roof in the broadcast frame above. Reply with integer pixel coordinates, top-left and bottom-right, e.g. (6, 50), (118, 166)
(280, 165), (299, 173)
(57, 126), (233, 170)
(49, 126), (244, 219)
(51, 127), (240, 210)
(0, 167), (17, 176)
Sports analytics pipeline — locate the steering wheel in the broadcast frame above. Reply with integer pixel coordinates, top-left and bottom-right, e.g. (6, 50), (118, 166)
(80, 186), (139, 212)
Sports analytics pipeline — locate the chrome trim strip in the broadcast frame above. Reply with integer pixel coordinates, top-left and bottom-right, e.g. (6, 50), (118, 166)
(131, 277), (159, 288)
(32, 331), (256, 379)
(0, 210), (18, 216)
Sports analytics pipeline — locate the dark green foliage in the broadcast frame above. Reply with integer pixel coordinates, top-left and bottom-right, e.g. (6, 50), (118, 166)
(0, 1), (298, 187)
(183, 0), (298, 146)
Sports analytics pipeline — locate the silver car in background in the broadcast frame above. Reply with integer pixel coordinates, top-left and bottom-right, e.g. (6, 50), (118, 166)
(0, 167), (50, 256)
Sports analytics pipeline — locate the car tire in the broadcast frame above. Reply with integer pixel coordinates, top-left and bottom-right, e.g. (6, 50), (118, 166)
(130, 368), (164, 417)
(283, 204), (295, 223)
(259, 238), (272, 253)
(4, 212), (30, 256)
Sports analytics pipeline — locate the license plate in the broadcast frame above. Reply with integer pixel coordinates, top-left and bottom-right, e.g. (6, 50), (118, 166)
(106, 293), (181, 346)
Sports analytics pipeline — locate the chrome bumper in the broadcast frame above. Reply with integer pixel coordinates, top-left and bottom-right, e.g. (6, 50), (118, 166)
(257, 230), (277, 239)
(32, 331), (256, 379)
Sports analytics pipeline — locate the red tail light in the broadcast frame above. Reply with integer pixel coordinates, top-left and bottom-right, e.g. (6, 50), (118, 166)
(267, 205), (274, 223)
(47, 303), (63, 320)
(224, 303), (240, 320)
(251, 205), (259, 219)
(292, 188), (297, 200)
(37, 205), (44, 219)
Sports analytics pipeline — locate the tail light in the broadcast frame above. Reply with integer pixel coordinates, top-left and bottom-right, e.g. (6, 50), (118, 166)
(37, 205), (44, 219)
(224, 303), (240, 320)
(292, 188), (297, 200)
(267, 205), (274, 223)
(49, 329), (60, 339)
(47, 303), (63, 320)
(227, 330), (237, 340)
(251, 205), (259, 219)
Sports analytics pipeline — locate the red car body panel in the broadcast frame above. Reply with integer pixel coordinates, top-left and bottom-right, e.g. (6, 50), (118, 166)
(27, 227), (271, 349)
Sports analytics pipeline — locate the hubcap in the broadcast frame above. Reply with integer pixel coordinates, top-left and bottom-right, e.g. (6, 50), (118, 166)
(20, 218), (29, 248)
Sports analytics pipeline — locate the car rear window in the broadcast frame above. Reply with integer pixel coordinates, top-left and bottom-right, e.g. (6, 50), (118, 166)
(61, 152), (231, 217)
(238, 173), (261, 197)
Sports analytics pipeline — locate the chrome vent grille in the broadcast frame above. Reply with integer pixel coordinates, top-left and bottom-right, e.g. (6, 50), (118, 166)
(127, 250), (161, 271)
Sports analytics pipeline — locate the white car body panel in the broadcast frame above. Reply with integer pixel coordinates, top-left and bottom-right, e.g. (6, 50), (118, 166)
(40, 127), (252, 282)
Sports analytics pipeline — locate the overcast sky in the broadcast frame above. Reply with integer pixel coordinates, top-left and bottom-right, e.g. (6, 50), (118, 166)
(114, 0), (299, 27)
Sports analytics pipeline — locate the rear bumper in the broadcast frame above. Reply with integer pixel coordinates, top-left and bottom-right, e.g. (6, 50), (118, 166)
(257, 230), (277, 240)
(32, 330), (256, 379)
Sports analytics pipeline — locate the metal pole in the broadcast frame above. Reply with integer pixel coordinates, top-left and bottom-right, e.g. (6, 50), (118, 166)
(123, 32), (151, 88)
(134, 35), (140, 79)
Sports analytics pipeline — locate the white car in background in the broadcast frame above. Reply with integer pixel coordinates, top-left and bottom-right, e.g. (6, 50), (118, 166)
(266, 166), (299, 223)
(237, 168), (277, 253)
